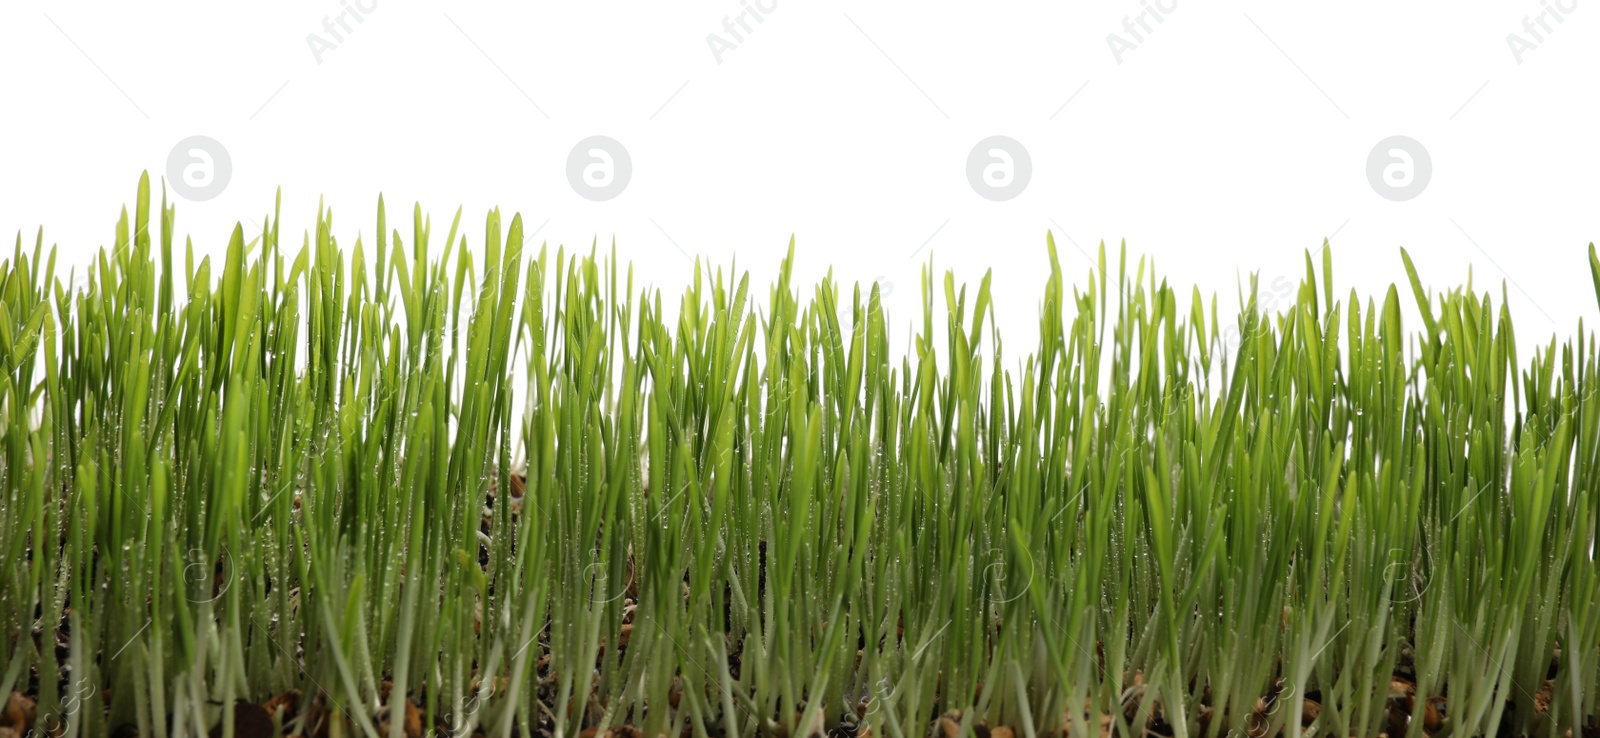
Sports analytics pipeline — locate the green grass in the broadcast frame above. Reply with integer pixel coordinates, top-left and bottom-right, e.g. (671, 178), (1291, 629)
(1, 173), (1598, 738)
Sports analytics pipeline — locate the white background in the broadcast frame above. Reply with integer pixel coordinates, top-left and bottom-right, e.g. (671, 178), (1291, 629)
(2, 1), (1597, 360)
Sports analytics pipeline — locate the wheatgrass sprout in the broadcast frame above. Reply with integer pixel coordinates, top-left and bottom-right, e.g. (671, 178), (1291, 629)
(0, 174), (1597, 738)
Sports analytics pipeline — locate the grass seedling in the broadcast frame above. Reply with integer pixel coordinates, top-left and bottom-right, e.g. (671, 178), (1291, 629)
(0, 174), (1597, 738)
